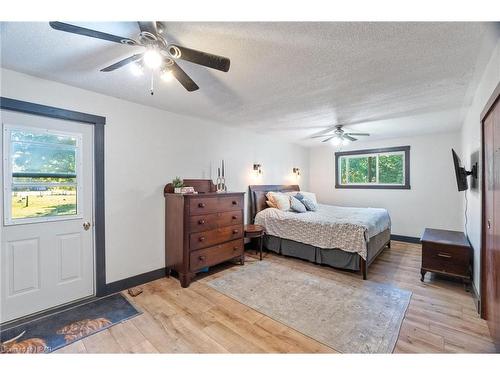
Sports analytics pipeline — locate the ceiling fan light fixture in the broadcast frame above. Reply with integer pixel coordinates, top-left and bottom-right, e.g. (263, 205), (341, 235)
(342, 138), (350, 146)
(161, 69), (173, 82)
(168, 45), (182, 59)
(130, 62), (144, 76)
(143, 49), (162, 69)
(331, 137), (342, 146)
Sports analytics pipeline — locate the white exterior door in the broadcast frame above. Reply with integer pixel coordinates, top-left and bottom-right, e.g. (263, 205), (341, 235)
(1, 110), (94, 323)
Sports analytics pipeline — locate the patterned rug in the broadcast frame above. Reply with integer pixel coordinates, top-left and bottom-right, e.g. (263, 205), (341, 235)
(0, 293), (140, 353)
(208, 261), (411, 353)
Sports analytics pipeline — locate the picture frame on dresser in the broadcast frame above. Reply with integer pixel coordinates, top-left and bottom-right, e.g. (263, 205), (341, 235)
(164, 179), (245, 287)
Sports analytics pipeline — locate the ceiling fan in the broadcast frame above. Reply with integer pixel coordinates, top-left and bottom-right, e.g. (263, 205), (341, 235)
(310, 125), (370, 145)
(49, 21), (231, 93)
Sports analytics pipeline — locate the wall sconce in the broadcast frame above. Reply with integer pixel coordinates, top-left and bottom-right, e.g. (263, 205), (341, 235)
(292, 167), (301, 178)
(253, 163), (263, 176)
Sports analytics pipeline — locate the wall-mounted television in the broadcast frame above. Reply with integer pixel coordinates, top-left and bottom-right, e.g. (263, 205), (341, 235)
(452, 149), (477, 192)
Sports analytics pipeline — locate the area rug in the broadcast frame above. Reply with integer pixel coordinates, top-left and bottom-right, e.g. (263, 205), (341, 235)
(207, 261), (411, 353)
(0, 293), (140, 353)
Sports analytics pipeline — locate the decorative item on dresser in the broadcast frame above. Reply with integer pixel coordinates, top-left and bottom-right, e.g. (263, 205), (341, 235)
(164, 179), (245, 287)
(420, 228), (472, 288)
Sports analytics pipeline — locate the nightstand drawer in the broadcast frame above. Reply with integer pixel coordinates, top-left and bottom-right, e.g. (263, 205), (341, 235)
(422, 242), (470, 263)
(422, 241), (471, 277)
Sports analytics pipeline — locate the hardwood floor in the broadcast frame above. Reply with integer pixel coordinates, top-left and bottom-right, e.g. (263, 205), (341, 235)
(55, 241), (496, 353)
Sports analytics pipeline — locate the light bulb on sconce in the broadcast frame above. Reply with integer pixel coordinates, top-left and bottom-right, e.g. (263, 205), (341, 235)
(292, 167), (301, 178)
(253, 163), (263, 177)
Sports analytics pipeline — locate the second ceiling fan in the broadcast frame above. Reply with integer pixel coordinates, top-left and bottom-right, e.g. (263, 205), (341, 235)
(49, 21), (231, 93)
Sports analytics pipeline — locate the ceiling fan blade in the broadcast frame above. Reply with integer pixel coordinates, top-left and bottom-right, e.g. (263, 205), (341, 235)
(322, 136), (335, 143)
(137, 22), (158, 35)
(170, 62), (199, 92)
(49, 22), (138, 45)
(310, 134), (334, 139)
(169, 44), (230, 72)
(100, 54), (143, 72)
(343, 135), (358, 141)
(346, 132), (370, 136)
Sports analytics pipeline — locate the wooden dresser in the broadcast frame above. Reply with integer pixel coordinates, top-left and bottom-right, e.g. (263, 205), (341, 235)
(164, 179), (245, 287)
(420, 228), (472, 287)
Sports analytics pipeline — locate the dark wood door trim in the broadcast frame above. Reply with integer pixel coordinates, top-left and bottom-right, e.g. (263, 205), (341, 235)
(480, 81), (500, 321)
(0, 97), (107, 297)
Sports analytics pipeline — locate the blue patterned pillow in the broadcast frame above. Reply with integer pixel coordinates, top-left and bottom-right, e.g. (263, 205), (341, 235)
(295, 193), (317, 211)
(301, 197), (317, 211)
(290, 196), (307, 213)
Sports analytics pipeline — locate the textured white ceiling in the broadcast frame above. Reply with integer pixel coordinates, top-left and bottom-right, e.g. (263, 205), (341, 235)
(1, 22), (498, 145)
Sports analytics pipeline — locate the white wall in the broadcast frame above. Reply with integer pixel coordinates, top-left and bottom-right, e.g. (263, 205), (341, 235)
(460, 38), (500, 290)
(0, 68), (309, 283)
(309, 132), (463, 238)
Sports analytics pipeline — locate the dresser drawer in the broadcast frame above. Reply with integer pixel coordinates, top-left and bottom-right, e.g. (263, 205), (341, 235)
(189, 224), (243, 250)
(189, 197), (219, 215)
(190, 239), (244, 271)
(188, 195), (244, 215)
(218, 196), (244, 212)
(189, 210), (243, 233)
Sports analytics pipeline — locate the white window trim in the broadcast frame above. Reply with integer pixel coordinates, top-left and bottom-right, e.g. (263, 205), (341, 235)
(339, 151), (406, 186)
(3, 123), (84, 226)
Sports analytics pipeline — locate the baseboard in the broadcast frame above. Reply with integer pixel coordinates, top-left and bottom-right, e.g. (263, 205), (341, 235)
(470, 280), (481, 315)
(105, 267), (167, 295)
(390, 234), (421, 244)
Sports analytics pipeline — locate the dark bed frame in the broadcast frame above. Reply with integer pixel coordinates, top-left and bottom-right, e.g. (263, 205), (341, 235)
(248, 184), (391, 279)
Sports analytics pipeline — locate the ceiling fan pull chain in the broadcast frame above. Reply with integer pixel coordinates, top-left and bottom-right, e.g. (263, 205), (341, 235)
(150, 71), (154, 95)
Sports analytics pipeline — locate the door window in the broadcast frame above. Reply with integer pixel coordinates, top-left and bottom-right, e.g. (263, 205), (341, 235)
(3, 125), (82, 224)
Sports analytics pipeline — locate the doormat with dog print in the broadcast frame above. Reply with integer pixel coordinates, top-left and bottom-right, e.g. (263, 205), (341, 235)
(0, 293), (141, 353)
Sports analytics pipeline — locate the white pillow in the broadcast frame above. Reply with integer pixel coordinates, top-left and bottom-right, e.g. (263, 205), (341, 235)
(266, 191), (291, 211)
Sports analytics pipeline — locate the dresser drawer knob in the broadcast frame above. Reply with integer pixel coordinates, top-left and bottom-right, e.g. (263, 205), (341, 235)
(232, 215), (238, 220)
(198, 202), (206, 208)
(233, 247), (239, 251)
(232, 229), (239, 234)
(437, 253), (452, 258)
(198, 219), (206, 225)
(198, 255), (206, 261)
(199, 236), (206, 242)
(232, 201), (238, 205)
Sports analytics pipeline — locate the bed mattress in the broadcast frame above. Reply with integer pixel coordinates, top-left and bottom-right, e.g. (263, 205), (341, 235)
(254, 204), (391, 260)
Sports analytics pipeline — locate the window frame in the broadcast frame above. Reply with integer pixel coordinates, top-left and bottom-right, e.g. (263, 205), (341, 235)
(335, 145), (411, 189)
(3, 123), (84, 225)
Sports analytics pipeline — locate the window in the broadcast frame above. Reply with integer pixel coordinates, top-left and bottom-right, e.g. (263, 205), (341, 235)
(3, 124), (82, 224)
(335, 146), (410, 189)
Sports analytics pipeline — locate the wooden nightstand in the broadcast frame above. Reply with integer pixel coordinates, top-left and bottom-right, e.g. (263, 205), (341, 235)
(420, 228), (472, 287)
(244, 224), (265, 260)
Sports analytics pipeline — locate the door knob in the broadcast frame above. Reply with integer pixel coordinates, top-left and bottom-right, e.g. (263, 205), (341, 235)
(83, 221), (91, 231)
(487, 220), (491, 229)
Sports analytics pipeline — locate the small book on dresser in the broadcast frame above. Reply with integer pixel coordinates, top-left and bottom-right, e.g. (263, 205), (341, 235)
(164, 179), (245, 287)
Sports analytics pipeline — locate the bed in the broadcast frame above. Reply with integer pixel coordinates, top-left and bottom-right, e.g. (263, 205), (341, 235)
(249, 185), (391, 279)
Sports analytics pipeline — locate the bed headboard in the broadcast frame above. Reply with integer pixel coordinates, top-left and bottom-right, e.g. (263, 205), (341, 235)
(248, 184), (300, 223)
